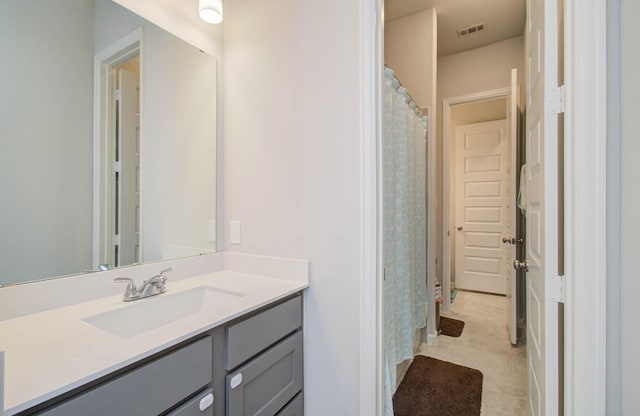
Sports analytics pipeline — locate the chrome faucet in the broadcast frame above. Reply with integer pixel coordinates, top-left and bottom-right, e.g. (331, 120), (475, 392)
(114, 268), (172, 302)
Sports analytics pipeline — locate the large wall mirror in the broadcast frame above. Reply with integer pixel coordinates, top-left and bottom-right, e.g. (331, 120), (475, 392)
(0, 0), (217, 287)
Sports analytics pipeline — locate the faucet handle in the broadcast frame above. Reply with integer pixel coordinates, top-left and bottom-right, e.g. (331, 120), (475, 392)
(156, 268), (172, 286)
(143, 268), (172, 285)
(114, 277), (139, 300)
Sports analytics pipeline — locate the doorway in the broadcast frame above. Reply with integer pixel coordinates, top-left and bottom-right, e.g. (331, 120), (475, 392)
(442, 76), (526, 345)
(450, 100), (510, 295)
(93, 29), (142, 270)
(111, 57), (141, 267)
(366, 0), (608, 414)
(442, 88), (517, 311)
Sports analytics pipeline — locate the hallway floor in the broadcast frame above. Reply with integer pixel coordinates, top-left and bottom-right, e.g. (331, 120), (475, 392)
(418, 290), (527, 415)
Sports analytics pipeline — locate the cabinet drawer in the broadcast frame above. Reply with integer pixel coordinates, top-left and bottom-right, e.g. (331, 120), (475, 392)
(226, 331), (303, 416)
(167, 388), (215, 416)
(39, 336), (212, 416)
(276, 393), (303, 416)
(226, 296), (301, 370)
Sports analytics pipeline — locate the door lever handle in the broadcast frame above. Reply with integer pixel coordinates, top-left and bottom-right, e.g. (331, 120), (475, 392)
(503, 237), (524, 245)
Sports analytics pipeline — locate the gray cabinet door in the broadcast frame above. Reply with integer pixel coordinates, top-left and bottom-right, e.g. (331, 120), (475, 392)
(275, 394), (303, 416)
(226, 331), (303, 416)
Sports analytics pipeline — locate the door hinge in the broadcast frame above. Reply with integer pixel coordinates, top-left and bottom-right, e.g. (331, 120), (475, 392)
(113, 161), (121, 173)
(548, 274), (566, 303)
(114, 89), (121, 101)
(548, 85), (565, 114)
(113, 234), (121, 246)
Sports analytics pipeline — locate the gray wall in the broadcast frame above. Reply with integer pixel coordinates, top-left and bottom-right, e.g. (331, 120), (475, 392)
(606, 0), (640, 413)
(0, 1), (95, 284)
(606, 0), (621, 414)
(618, 0), (640, 413)
(0, 0), (219, 286)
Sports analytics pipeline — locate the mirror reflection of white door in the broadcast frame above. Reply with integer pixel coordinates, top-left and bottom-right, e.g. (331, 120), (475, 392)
(115, 67), (140, 267)
(454, 119), (509, 295)
(525, 0), (561, 413)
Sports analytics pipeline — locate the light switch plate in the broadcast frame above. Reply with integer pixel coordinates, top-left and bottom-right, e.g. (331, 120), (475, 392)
(230, 220), (242, 245)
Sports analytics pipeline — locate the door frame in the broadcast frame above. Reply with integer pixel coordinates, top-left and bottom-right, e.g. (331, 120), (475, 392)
(92, 28), (144, 268)
(563, 0), (608, 413)
(420, 105), (439, 343)
(359, 0), (608, 414)
(359, 0), (384, 414)
(442, 88), (510, 313)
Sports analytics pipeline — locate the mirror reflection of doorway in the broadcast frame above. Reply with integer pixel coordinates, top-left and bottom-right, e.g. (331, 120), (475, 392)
(111, 57), (140, 267)
(94, 31), (142, 271)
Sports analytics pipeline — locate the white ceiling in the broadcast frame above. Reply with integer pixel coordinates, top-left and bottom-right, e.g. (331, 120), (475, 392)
(384, 0), (526, 56)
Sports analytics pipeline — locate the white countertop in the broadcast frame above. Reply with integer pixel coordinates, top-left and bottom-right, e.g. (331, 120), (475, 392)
(0, 254), (308, 415)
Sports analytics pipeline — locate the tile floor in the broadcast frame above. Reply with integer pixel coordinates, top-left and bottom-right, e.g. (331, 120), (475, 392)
(418, 290), (527, 415)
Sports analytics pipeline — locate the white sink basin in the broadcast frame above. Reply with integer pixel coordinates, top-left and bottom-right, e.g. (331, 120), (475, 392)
(83, 286), (247, 338)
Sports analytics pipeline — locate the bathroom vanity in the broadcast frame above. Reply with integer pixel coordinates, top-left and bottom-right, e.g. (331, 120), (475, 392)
(0, 253), (308, 416)
(34, 294), (303, 416)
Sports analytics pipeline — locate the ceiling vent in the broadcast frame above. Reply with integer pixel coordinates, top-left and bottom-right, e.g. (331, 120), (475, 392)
(457, 22), (486, 38)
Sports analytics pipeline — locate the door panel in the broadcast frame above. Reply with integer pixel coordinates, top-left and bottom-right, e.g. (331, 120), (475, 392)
(117, 68), (140, 266)
(525, 0), (560, 414)
(455, 119), (509, 295)
(507, 67), (521, 345)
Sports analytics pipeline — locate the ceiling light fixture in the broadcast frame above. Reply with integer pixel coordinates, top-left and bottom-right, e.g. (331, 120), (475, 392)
(199, 0), (223, 24)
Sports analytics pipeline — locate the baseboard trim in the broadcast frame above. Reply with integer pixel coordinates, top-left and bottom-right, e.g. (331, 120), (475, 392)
(425, 331), (439, 345)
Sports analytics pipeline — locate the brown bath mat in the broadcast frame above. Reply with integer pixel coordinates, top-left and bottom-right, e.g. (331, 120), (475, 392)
(440, 316), (465, 337)
(393, 356), (483, 416)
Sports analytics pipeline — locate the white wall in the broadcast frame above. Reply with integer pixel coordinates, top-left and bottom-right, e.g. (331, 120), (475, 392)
(450, 98), (507, 130)
(224, 0), (363, 414)
(384, 9), (437, 111)
(436, 36), (524, 281)
(619, 0), (640, 412)
(0, 0), (94, 284)
(112, 0), (223, 58)
(142, 26), (217, 261)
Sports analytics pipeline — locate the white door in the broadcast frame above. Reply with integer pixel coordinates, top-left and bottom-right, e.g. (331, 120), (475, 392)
(116, 68), (140, 266)
(454, 119), (510, 295)
(524, 0), (561, 414)
(506, 68), (521, 345)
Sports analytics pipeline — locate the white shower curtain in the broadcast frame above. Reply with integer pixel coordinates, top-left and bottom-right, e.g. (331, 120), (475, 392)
(383, 67), (429, 415)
